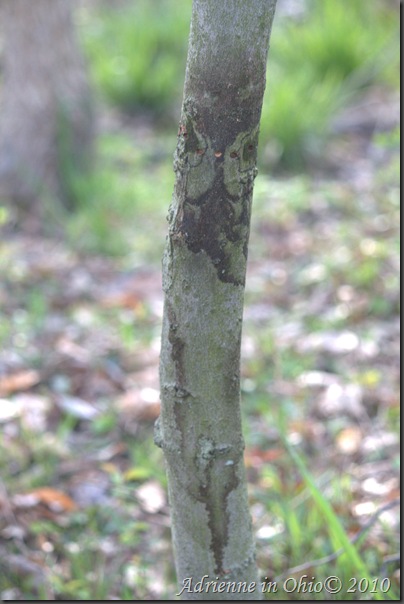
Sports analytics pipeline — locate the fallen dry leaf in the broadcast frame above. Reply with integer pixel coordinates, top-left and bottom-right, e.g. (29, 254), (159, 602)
(55, 336), (92, 364)
(115, 388), (160, 421)
(244, 447), (284, 469)
(0, 370), (41, 396)
(13, 487), (78, 513)
(100, 290), (144, 312)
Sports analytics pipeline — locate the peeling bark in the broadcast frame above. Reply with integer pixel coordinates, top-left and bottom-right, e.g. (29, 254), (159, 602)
(157, 1), (277, 599)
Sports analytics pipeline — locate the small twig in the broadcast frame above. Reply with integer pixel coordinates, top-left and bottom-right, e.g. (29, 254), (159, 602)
(274, 498), (400, 582)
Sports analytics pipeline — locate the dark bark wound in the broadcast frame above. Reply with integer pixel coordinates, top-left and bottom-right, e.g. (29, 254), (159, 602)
(171, 102), (259, 286)
(166, 301), (186, 390)
(179, 170), (252, 286)
(197, 459), (240, 576)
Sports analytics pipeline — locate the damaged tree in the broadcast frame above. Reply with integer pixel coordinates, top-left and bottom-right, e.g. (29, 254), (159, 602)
(156, 0), (277, 599)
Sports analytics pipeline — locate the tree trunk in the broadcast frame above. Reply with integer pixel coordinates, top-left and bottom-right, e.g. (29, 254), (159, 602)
(0, 0), (94, 212)
(156, 1), (277, 599)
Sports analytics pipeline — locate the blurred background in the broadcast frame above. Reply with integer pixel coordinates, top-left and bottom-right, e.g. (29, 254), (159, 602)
(0, 0), (400, 600)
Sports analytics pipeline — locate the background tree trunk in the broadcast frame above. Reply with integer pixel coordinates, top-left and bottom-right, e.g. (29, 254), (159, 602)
(0, 0), (94, 212)
(157, 0), (277, 599)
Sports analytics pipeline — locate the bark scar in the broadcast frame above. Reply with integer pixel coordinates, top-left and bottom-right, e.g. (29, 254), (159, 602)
(166, 301), (186, 390)
(195, 437), (242, 575)
(171, 120), (259, 286)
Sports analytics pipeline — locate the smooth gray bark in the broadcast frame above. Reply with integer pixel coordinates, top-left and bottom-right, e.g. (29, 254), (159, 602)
(157, 1), (277, 599)
(0, 0), (94, 211)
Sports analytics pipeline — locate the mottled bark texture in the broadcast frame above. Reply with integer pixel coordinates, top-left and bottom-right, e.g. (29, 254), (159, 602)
(0, 0), (94, 211)
(157, 1), (277, 600)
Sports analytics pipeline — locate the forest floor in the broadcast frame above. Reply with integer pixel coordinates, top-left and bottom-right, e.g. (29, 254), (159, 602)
(0, 89), (400, 600)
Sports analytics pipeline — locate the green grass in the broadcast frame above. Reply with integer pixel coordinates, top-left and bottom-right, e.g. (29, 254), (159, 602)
(283, 441), (390, 601)
(65, 132), (173, 259)
(260, 0), (399, 167)
(56, 0), (400, 259)
(78, 0), (399, 169)
(0, 419), (171, 600)
(0, 3), (399, 599)
(0, 149), (399, 601)
(78, 0), (191, 118)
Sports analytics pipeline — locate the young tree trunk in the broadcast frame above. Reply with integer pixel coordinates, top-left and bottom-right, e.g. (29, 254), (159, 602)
(157, 1), (277, 599)
(0, 0), (94, 212)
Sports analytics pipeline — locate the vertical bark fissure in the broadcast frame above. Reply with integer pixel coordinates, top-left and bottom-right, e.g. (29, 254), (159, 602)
(158, 1), (277, 599)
